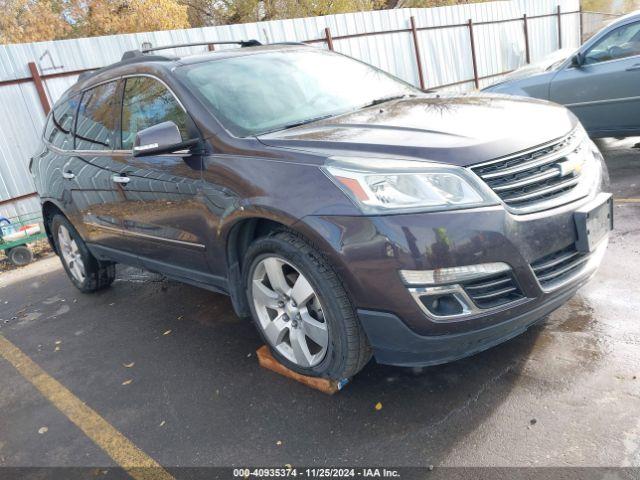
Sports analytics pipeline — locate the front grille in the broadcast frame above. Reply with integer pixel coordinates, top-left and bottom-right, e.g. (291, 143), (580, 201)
(462, 272), (523, 309)
(531, 245), (589, 288)
(471, 130), (582, 211)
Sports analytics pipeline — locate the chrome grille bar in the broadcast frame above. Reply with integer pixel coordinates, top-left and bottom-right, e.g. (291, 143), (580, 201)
(492, 168), (561, 193)
(470, 128), (584, 212)
(464, 276), (512, 291)
(536, 255), (590, 283)
(471, 286), (518, 300)
(502, 176), (580, 204)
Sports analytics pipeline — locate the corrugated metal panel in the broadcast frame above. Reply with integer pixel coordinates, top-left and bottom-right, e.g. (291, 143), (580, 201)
(0, 0), (580, 217)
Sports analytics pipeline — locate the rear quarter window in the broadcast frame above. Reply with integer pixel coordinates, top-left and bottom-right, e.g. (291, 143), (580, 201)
(44, 97), (79, 150)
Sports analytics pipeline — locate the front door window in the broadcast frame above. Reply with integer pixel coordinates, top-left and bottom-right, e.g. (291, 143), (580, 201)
(121, 77), (189, 150)
(584, 21), (640, 65)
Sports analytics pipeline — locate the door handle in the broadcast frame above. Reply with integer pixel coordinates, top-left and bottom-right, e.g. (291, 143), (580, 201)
(111, 174), (130, 184)
(626, 64), (640, 71)
(62, 171), (75, 180)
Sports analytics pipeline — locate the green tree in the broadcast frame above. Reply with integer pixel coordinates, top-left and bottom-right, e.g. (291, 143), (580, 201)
(0, 0), (189, 43)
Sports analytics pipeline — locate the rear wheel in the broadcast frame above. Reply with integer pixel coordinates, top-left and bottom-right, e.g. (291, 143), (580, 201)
(6, 245), (33, 266)
(243, 231), (371, 380)
(51, 215), (115, 293)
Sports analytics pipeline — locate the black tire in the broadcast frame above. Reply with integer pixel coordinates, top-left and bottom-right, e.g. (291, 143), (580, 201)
(243, 230), (372, 380)
(50, 214), (115, 293)
(6, 245), (34, 266)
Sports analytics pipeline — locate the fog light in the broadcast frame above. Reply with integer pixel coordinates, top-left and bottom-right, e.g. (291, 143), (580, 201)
(399, 262), (510, 286)
(420, 294), (464, 316)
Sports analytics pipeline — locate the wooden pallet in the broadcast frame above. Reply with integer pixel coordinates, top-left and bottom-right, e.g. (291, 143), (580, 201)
(256, 345), (349, 395)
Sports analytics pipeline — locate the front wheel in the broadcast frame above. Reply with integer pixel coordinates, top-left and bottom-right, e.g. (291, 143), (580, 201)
(51, 214), (115, 293)
(243, 231), (371, 380)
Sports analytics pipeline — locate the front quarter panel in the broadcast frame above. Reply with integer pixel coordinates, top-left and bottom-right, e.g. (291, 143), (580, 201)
(200, 154), (360, 275)
(484, 72), (554, 100)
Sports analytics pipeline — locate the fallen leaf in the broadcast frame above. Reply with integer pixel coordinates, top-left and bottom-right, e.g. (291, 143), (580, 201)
(177, 316), (183, 320)
(38, 426), (48, 434)
(54, 346), (60, 352)
(55, 340), (61, 345)
(123, 362), (135, 368)
(159, 420), (166, 427)
(163, 330), (172, 336)
(122, 379), (133, 386)
(374, 402), (383, 411)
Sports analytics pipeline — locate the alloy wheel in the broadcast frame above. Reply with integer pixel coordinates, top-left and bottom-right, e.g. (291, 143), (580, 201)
(251, 256), (329, 367)
(58, 224), (86, 283)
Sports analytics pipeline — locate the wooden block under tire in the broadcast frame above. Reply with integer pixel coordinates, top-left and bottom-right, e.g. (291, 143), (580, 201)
(256, 345), (349, 395)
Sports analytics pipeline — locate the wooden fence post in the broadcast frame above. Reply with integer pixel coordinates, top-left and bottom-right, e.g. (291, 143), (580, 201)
(557, 5), (563, 49)
(28, 62), (50, 115)
(468, 19), (479, 89)
(523, 14), (531, 64)
(324, 27), (334, 51)
(410, 16), (426, 90)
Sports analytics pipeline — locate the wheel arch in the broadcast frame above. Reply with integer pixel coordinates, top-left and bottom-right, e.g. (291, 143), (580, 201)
(223, 214), (295, 318)
(41, 200), (67, 254)
(221, 210), (359, 321)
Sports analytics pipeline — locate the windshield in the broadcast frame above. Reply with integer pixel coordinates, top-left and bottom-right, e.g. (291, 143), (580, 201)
(177, 48), (418, 137)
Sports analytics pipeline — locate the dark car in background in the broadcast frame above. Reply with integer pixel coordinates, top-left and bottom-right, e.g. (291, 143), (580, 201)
(484, 10), (640, 138)
(31, 43), (612, 380)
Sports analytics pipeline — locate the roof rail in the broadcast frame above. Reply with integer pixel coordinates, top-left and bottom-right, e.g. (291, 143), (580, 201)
(119, 50), (178, 62)
(77, 71), (94, 82)
(141, 39), (262, 54)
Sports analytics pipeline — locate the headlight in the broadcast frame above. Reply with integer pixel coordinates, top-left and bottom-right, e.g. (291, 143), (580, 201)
(323, 157), (497, 214)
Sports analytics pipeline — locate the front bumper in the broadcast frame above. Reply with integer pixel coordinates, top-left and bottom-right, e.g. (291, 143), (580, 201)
(357, 253), (601, 367)
(295, 189), (610, 366)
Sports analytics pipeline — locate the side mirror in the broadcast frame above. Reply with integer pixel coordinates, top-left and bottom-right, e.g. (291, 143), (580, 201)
(571, 53), (584, 68)
(133, 121), (199, 157)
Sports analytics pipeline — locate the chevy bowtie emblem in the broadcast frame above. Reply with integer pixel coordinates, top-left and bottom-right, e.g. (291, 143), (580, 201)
(557, 151), (584, 177)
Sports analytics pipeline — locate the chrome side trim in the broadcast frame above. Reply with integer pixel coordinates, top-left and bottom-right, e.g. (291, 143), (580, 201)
(85, 222), (206, 250)
(565, 95), (640, 108)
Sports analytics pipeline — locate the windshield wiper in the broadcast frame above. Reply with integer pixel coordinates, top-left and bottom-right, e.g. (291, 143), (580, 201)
(363, 94), (413, 108)
(282, 113), (338, 130)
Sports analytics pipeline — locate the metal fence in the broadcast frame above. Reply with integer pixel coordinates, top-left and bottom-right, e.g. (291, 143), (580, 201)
(581, 11), (623, 41)
(0, 0), (582, 218)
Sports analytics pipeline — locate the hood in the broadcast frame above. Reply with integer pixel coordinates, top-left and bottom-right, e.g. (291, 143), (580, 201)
(499, 48), (575, 82)
(257, 93), (577, 166)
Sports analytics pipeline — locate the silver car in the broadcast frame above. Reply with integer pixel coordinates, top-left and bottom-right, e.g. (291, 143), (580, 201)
(484, 11), (640, 138)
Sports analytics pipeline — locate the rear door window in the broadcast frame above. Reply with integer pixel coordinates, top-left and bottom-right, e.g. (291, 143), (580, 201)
(120, 76), (189, 150)
(44, 97), (79, 150)
(75, 81), (119, 151)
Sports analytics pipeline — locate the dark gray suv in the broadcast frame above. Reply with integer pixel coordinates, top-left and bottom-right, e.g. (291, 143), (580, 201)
(31, 43), (613, 380)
